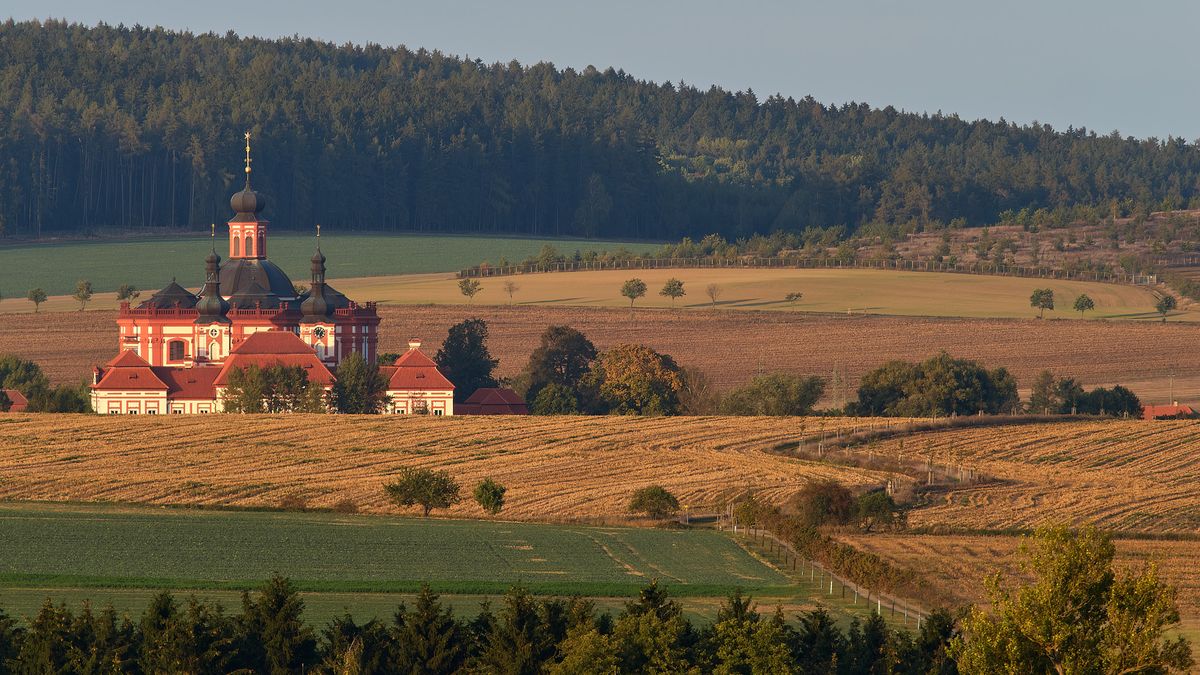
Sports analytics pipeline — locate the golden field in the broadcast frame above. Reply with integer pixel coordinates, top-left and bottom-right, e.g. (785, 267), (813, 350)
(0, 414), (888, 521)
(4, 303), (1200, 406)
(839, 533), (1200, 631)
(874, 419), (1200, 534)
(0, 267), (1179, 321)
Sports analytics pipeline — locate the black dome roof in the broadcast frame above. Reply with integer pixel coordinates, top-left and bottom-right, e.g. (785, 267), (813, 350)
(230, 187), (266, 215)
(138, 280), (198, 309)
(219, 259), (297, 302)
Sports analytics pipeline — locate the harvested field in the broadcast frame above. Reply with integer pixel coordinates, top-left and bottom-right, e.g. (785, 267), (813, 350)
(4, 305), (1200, 405)
(871, 420), (1200, 534)
(0, 414), (887, 521)
(839, 533), (1200, 627)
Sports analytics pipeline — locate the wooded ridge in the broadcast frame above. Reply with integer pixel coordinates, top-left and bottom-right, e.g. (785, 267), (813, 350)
(3, 19), (1199, 241)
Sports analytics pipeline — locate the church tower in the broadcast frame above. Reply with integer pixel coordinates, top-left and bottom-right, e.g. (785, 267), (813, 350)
(300, 225), (337, 364)
(228, 132), (269, 261)
(194, 226), (232, 363)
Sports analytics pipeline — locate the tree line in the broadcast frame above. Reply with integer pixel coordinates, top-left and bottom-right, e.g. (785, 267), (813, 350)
(5, 20), (1200, 242)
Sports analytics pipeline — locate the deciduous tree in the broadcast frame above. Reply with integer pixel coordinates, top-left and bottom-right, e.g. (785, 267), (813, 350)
(659, 278), (685, 308)
(384, 467), (462, 517)
(26, 288), (46, 313)
(629, 485), (679, 518)
(1030, 288), (1054, 318)
(620, 278), (647, 317)
(331, 352), (388, 414)
(473, 478), (507, 515)
(73, 279), (93, 311)
(584, 344), (683, 415)
(1073, 293), (1095, 316)
(458, 278), (482, 304)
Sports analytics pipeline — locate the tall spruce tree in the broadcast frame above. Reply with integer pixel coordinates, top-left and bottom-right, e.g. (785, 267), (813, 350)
(435, 319), (499, 403)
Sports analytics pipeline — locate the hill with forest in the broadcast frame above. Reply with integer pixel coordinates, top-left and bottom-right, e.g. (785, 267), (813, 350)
(3, 19), (1200, 241)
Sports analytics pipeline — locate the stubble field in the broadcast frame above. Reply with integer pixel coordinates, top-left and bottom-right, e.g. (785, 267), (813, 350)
(870, 419), (1200, 534)
(836, 533), (1200, 633)
(4, 304), (1199, 405)
(0, 414), (885, 520)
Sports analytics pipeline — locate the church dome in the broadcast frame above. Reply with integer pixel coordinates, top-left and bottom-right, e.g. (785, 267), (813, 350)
(230, 187), (266, 215)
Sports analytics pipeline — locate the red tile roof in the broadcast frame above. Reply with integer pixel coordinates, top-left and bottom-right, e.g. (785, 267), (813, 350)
(459, 387), (529, 415)
(1142, 404), (1195, 420)
(385, 348), (454, 391)
(106, 349), (154, 368)
(154, 367), (222, 400)
(215, 331), (336, 386)
(92, 361), (170, 391)
(231, 331), (317, 355)
(2, 389), (28, 413)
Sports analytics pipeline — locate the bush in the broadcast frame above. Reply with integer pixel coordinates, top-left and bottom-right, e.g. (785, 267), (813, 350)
(791, 480), (854, 528)
(720, 373), (825, 416)
(629, 485), (679, 518)
(530, 383), (579, 415)
(332, 499), (358, 514)
(473, 478), (507, 515)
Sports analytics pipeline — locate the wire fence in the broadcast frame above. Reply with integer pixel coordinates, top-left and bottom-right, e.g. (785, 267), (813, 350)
(459, 256), (1157, 286)
(723, 524), (930, 628)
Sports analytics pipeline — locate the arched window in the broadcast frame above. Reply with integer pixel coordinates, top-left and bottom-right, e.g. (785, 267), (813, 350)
(244, 235), (254, 257)
(169, 340), (186, 361)
(233, 237), (240, 257)
(257, 234), (265, 257)
(209, 342), (220, 359)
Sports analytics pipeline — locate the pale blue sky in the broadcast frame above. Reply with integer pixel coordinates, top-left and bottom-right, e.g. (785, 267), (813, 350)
(8, 1), (1198, 140)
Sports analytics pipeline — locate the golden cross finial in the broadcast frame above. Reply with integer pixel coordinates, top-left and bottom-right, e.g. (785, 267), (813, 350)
(243, 131), (252, 179)
(316, 223), (321, 240)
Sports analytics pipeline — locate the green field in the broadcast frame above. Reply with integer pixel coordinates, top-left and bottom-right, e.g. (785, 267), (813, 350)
(0, 233), (657, 297)
(0, 502), (790, 597)
(0, 503), (929, 629)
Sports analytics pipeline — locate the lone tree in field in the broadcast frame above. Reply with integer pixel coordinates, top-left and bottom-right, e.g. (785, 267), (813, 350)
(116, 284), (140, 304)
(705, 283), (723, 308)
(621, 278), (647, 317)
(502, 279), (519, 305)
(458, 278), (482, 305)
(1073, 293), (1094, 317)
(659, 278), (685, 308)
(952, 525), (1193, 673)
(473, 478), (507, 515)
(73, 279), (93, 311)
(629, 485), (679, 518)
(26, 288), (46, 313)
(1029, 288), (1054, 319)
(384, 467), (462, 517)
(1156, 294), (1177, 322)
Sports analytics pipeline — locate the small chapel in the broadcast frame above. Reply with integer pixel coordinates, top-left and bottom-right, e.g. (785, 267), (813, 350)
(90, 134), (455, 415)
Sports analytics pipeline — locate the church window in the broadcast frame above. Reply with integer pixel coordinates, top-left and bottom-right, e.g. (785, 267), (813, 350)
(258, 233), (265, 257)
(245, 234), (254, 257)
(169, 340), (186, 361)
(209, 342), (220, 359)
(233, 237), (240, 257)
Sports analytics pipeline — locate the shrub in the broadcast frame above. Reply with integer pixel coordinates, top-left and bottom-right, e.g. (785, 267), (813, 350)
(473, 478), (507, 515)
(791, 480), (854, 528)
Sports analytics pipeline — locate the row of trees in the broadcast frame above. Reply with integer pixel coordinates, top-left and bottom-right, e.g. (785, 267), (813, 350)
(1030, 287), (1177, 321)
(0, 576), (964, 675)
(7, 21), (1200, 242)
(849, 352), (1143, 418)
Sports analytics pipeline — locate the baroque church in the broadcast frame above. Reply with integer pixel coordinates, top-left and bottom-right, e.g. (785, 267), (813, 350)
(90, 135), (455, 415)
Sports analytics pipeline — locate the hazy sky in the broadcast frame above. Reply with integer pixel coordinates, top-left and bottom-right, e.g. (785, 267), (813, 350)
(8, 1), (1198, 140)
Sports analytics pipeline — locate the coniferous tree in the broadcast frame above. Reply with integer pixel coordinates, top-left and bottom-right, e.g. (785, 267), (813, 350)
(235, 575), (318, 675)
(392, 586), (467, 674)
(435, 319), (499, 403)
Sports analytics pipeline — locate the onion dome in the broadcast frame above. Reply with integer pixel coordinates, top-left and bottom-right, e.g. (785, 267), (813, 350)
(301, 234), (331, 320)
(230, 131), (266, 216)
(230, 187), (266, 215)
(195, 248), (230, 324)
